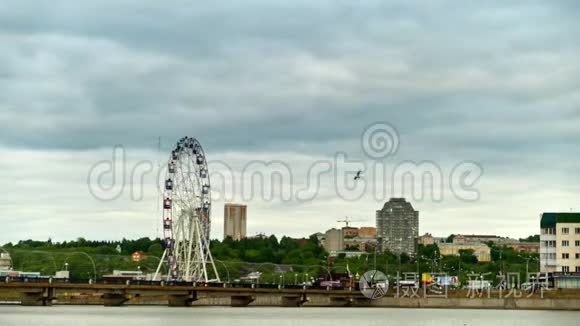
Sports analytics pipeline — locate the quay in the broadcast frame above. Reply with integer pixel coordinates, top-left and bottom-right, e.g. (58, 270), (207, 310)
(1, 280), (580, 310)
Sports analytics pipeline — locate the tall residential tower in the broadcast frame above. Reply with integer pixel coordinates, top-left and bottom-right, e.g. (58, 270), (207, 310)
(224, 203), (247, 240)
(376, 198), (419, 256)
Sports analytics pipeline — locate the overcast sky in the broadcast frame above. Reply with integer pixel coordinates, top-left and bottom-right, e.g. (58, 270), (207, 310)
(1, 1), (579, 243)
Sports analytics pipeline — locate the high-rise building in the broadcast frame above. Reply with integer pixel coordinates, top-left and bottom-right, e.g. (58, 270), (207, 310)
(322, 228), (343, 253)
(376, 198), (419, 255)
(0, 253), (11, 271)
(540, 212), (580, 273)
(224, 203), (247, 240)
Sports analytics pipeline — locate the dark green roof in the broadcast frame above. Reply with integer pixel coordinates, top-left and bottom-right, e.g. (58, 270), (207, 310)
(541, 213), (580, 228)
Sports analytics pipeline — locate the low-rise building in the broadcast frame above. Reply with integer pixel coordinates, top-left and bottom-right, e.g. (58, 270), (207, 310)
(506, 242), (540, 253)
(342, 227), (359, 239)
(417, 233), (446, 246)
(358, 227), (377, 238)
(437, 242), (491, 262)
(343, 237), (377, 252)
(453, 234), (512, 244)
(321, 226), (377, 252)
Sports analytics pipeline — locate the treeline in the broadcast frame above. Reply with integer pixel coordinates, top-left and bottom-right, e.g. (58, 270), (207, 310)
(518, 235), (540, 243)
(211, 235), (326, 265)
(2, 235), (327, 266)
(2, 238), (163, 256)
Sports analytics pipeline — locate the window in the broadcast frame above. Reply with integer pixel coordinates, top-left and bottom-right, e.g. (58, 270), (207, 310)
(576, 228), (580, 234)
(576, 240), (580, 247)
(576, 253), (580, 259)
(544, 228), (556, 235)
(562, 227), (569, 234)
(577, 267), (580, 273)
(562, 266), (570, 273)
(562, 240), (569, 247)
(562, 253), (569, 259)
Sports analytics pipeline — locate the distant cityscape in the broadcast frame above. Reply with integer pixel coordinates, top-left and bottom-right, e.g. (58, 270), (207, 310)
(222, 197), (580, 282)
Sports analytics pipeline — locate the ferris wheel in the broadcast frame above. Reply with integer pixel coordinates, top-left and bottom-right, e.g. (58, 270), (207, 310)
(154, 136), (220, 282)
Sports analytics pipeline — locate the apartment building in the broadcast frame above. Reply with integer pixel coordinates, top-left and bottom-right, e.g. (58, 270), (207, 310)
(540, 212), (580, 273)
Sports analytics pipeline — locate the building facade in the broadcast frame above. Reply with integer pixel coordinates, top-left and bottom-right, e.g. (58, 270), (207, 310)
(0, 253), (11, 271)
(540, 213), (580, 273)
(358, 227), (377, 238)
(506, 242), (540, 253)
(417, 233), (446, 246)
(342, 227), (359, 239)
(223, 203), (247, 240)
(437, 242), (491, 262)
(322, 228), (343, 253)
(376, 198), (419, 255)
(321, 226), (377, 252)
(452, 234), (514, 244)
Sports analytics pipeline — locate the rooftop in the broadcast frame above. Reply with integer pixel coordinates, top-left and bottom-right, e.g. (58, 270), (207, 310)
(541, 213), (580, 228)
(438, 242), (488, 247)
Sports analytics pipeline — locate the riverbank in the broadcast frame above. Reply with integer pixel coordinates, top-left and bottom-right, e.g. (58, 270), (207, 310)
(1, 290), (580, 311)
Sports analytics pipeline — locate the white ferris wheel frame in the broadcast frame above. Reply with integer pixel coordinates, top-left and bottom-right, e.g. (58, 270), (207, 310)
(154, 136), (220, 282)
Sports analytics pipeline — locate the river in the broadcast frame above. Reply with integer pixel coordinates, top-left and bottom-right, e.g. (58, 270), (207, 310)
(1, 306), (579, 326)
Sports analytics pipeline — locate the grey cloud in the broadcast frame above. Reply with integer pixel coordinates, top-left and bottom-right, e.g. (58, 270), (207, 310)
(1, 1), (579, 242)
(1, 1), (579, 153)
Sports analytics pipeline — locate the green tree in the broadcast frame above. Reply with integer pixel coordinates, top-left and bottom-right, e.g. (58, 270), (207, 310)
(458, 249), (478, 264)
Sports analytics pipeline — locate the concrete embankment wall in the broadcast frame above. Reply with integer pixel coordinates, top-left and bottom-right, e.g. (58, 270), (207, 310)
(2, 292), (580, 310)
(185, 295), (580, 310)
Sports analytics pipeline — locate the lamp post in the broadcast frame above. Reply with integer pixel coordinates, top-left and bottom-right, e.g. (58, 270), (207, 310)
(322, 256), (332, 281)
(416, 257), (420, 276)
(349, 274), (353, 290)
(499, 247), (504, 276)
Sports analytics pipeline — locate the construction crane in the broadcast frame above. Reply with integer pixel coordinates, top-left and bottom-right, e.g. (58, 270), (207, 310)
(337, 216), (366, 227)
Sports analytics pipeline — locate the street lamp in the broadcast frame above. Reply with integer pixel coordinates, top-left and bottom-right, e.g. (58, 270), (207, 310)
(416, 256), (420, 276)
(64, 263), (69, 271)
(349, 274), (353, 290)
(294, 273), (298, 285)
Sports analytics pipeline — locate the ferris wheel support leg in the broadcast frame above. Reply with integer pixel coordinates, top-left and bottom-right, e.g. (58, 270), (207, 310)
(185, 216), (196, 281)
(206, 239), (221, 283)
(195, 219), (209, 282)
(153, 249), (168, 281)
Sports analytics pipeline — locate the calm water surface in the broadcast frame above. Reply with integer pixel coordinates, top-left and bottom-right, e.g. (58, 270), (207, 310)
(0, 306), (579, 326)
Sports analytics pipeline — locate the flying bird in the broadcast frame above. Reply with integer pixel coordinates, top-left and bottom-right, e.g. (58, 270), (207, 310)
(354, 170), (363, 181)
